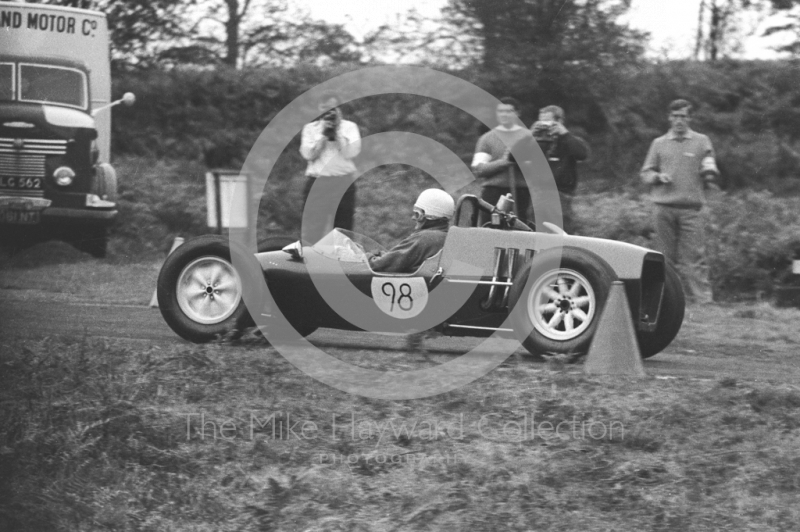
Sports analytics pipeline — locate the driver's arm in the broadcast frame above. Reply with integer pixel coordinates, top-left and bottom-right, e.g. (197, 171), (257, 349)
(368, 237), (424, 273)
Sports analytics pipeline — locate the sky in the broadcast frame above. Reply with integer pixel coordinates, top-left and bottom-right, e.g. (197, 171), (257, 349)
(298, 0), (794, 60)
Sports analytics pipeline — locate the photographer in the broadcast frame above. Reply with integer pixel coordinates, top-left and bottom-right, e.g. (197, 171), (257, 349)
(299, 91), (361, 244)
(530, 105), (590, 234)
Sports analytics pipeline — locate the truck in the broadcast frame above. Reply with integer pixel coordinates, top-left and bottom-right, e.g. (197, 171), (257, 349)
(0, 2), (134, 257)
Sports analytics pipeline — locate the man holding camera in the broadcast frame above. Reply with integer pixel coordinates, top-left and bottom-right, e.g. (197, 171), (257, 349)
(299, 91), (361, 244)
(471, 97), (534, 222)
(530, 105), (590, 234)
(641, 99), (719, 305)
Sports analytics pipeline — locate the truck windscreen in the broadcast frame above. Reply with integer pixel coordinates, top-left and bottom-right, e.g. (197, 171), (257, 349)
(19, 64), (87, 109)
(0, 63), (12, 101)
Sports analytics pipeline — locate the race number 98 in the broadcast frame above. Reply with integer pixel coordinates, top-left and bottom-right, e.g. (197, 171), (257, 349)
(371, 277), (428, 319)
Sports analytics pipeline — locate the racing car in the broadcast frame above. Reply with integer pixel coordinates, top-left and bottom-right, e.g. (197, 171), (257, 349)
(156, 194), (684, 358)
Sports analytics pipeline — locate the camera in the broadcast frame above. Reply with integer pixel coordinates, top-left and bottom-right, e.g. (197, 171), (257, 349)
(321, 109), (337, 140)
(532, 120), (556, 141)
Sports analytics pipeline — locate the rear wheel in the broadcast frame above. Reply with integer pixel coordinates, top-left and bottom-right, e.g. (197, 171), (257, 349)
(508, 247), (618, 356)
(637, 260), (685, 358)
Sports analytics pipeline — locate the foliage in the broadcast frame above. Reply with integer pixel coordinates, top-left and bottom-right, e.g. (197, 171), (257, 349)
(2, 331), (800, 530)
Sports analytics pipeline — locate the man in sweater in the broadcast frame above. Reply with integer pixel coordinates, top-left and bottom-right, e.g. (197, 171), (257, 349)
(299, 91), (361, 244)
(530, 105), (590, 234)
(471, 97), (533, 221)
(367, 189), (453, 273)
(640, 99), (720, 304)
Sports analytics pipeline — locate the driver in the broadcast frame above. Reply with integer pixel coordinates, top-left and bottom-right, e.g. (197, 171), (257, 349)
(367, 189), (454, 273)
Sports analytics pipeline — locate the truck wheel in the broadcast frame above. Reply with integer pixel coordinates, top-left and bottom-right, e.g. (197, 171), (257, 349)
(93, 163), (118, 202)
(508, 247), (618, 356)
(157, 235), (257, 343)
(637, 261), (685, 358)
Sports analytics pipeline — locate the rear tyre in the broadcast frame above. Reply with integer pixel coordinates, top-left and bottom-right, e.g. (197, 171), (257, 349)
(508, 247), (618, 356)
(157, 235), (256, 343)
(637, 261), (685, 358)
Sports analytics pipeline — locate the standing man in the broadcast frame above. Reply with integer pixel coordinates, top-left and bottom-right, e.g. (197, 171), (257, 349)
(640, 99), (720, 304)
(530, 105), (590, 234)
(299, 91), (361, 244)
(471, 97), (533, 220)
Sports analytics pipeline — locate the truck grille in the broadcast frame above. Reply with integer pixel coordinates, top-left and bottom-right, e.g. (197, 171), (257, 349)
(0, 138), (67, 198)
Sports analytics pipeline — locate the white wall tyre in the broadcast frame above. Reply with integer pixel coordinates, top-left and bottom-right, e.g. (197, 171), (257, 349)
(509, 247), (618, 356)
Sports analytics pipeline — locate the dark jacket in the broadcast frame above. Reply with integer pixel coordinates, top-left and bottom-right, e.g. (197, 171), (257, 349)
(368, 218), (449, 273)
(534, 132), (590, 193)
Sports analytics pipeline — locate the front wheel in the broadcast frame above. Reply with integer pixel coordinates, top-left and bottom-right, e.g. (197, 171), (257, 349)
(508, 247), (618, 356)
(637, 260), (685, 358)
(157, 235), (256, 343)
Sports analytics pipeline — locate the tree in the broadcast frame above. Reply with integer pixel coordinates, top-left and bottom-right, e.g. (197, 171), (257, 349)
(185, 0), (361, 68)
(763, 0), (800, 54)
(693, 0), (764, 60)
(442, 0), (646, 120)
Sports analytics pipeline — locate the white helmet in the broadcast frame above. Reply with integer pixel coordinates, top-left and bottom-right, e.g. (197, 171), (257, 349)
(414, 189), (455, 220)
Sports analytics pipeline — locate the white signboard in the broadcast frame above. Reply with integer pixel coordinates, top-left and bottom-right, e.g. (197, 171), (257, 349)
(370, 277), (428, 319)
(206, 171), (249, 229)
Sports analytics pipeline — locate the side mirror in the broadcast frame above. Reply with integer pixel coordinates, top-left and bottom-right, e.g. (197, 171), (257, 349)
(92, 92), (136, 116)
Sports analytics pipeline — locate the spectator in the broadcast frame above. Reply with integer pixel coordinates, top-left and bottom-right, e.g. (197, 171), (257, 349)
(367, 189), (453, 273)
(471, 97), (533, 221)
(299, 91), (361, 244)
(530, 105), (590, 234)
(640, 99), (720, 304)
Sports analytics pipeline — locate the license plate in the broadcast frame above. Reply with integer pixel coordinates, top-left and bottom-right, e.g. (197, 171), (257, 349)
(0, 208), (41, 225)
(0, 176), (43, 190)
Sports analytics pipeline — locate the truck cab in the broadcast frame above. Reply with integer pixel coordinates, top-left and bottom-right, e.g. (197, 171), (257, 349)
(0, 3), (132, 257)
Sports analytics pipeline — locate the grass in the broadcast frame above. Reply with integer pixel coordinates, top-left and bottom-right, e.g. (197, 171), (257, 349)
(1, 322), (800, 530)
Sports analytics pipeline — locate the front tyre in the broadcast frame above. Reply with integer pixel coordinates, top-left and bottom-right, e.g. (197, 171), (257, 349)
(508, 247), (618, 356)
(157, 235), (256, 342)
(637, 260), (685, 358)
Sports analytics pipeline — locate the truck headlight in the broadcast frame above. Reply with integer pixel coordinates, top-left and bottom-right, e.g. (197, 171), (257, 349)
(54, 166), (76, 186)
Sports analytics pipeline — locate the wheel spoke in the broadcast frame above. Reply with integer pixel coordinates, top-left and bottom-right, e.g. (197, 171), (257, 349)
(564, 312), (574, 331)
(539, 302), (558, 313)
(572, 308), (589, 322)
(572, 295), (591, 308)
(567, 280), (583, 298)
(215, 280), (238, 293)
(544, 287), (561, 301)
(190, 271), (208, 289)
(547, 312), (563, 329)
(557, 277), (569, 295)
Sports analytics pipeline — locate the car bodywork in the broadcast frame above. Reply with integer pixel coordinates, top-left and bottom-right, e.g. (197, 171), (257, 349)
(256, 205), (666, 341)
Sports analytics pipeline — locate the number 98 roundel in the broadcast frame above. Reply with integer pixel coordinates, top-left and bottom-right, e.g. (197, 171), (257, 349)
(370, 277), (429, 319)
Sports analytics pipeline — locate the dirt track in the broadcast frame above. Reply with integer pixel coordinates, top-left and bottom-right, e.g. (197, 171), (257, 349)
(2, 289), (799, 384)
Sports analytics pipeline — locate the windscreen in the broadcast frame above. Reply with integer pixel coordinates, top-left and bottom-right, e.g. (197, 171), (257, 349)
(19, 64), (87, 108)
(0, 63), (12, 101)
